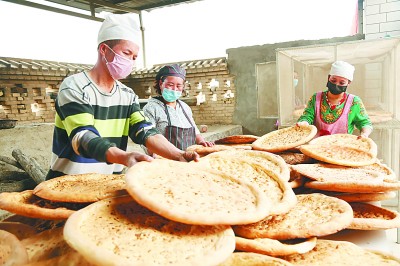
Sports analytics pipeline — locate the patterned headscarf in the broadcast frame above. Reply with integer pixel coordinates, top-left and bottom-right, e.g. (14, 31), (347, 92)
(155, 64), (186, 81)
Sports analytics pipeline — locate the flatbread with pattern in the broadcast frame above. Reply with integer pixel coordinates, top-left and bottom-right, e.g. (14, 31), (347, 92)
(309, 134), (378, 157)
(205, 149), (290, 181)
(252, 125), (317, 153)
(0, 229), (29, 266)
(304, 178), (400, 193)
(357, 161), (397, 180)
(235, 236), (317, 256)
(299, 144), (376, 167)
(198, 156), (296, 215)
(64, 196), (236, 266)
(233, 193), (353, 240)
(347, 202), (400, 230)
(186, 144), (234, 156)
(290, 163), (384, 183)
(125, 159), (270, 225)
(280, 239), (400, 265)
(33, 173), (127, 203)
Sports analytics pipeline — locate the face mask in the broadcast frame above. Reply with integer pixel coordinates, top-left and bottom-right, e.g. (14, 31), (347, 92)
(104, 45), (135, 80)
(327, 81), (347, 95)
(293, 79), (299, 87)
(162, 88), (182, 102)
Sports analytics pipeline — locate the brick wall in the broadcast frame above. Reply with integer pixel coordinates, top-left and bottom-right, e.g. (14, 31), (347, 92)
(365, 0), (400, 39)
(0, 57), (235, 125)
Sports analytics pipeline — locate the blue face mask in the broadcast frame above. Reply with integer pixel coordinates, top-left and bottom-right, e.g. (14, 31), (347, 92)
(162, 88), (182, 102)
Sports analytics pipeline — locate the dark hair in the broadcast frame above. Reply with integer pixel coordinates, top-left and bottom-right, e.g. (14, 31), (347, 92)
(153, 76), (167, 95)
(97, 39), (121, 50)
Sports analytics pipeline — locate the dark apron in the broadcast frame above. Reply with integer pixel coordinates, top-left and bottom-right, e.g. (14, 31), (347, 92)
(156, 97), (196, 151)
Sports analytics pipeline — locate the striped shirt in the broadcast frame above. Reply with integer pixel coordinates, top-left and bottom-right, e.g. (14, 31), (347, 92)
(47, 72), (158, 179)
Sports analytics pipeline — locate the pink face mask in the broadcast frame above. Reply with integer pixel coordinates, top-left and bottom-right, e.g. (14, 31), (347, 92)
(103, 45), (135, 80)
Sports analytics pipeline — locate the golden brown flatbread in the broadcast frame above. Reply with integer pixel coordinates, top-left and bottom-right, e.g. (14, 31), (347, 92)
(0, 190), (88, 220)
(233, 193), (353, 240)
(304, 178), (400, 193)
(64, 196), (236, 266)
(186, 144), (234, 156)
(319, 191), (397, 203)
(204, 149), (290, 182)
(21, 226), (72, 263)
(252, 125), (317, 153)
(299, 144), (376, 167)
(357, 161), (397, 180)
(347, 202), (400, 230)
(290, 163), (384, 183)
(235, 236), (317, 256)
(215, 135), (259, 144)
(219, 252), (293, 266)
(198, 156), (297, 215)
(125, 159), (270, 225)
(0, 229), (29, 266)
(280, 239), (400, 265)
(308, 134), (378, 157)
(0, 221), (37, 240)
(277, 152), (315, 165)
(33, 173), (127, 203)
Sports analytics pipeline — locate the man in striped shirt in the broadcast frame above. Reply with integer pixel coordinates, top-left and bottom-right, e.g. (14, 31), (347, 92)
(46, 13), (199, 179)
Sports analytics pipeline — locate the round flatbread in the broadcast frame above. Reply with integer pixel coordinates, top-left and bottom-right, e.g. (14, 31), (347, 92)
(198, 156), (296, 215)
(309, 134), (378, 157)
(320, 191), (397, 203)
(277, 152), (315, 165)
(233, 193), (353, 240)
(0, 190), (88, 220)
(215, 135), (259, 144)
(304, 178), (400, 193)
(204, 149), (290, 181)
(21, 226), (72, 263)
(186, 144), (234, 156)
(64, 196), (236, 266)
(0, 229), (29, 266)
(252, 125), (317, 153)
(235, 236), (317, 256)
(290, 163), (384, 183)
(33, 173), (127, 203)
(299, 144), (376, 167)
(125, 159), (270, 225)
(347, 202), (400, 230)
(357, 161), (397, 180)
(0, 221), (37, 240)
(280, 239), (400, 265)
(219, 252), (293, 266)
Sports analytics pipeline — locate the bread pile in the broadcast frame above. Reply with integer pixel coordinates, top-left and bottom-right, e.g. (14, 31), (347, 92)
(0, 126), (400, 265)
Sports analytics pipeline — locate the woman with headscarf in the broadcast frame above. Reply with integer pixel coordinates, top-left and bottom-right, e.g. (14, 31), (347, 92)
(143, 64), (214, 151)
(297, 61), (373, 138)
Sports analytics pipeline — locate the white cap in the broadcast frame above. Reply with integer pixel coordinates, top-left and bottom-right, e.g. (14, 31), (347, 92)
(97, 13), (141, 46)
(329, 61), (355, 81)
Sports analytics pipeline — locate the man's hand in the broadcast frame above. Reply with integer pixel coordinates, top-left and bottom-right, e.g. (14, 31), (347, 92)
(179, 150), (200, 162)
(124, 151), (154, 168)
(198, 141), (215, 147)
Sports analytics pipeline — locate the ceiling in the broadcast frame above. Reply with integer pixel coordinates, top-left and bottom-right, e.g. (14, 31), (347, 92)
(2, 0), (204, 21)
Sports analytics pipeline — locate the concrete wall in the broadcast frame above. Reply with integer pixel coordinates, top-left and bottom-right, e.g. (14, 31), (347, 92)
(365, 0), (400, 39)
(226, 35), (364, 136)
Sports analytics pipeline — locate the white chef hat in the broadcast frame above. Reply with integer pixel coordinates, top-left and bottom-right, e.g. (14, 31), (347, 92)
(97, 13), (141, 46)
(329, 61), (355, 81)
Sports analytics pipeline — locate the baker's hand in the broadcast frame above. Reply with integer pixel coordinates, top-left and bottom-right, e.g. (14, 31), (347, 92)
(296, 121), (309, 127)
(357, 134), (367, 140)
(198, 141), (215, 147)
(125, 151), (154, 168)
(179, 150), (200, 162)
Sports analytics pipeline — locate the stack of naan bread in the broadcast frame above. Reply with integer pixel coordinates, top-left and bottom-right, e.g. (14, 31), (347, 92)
(0, 125), (399, 265)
